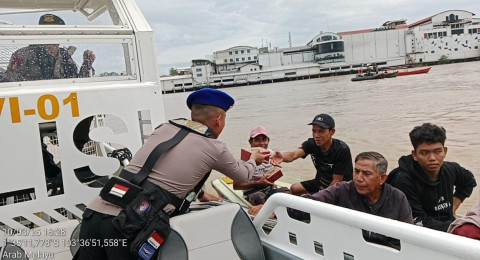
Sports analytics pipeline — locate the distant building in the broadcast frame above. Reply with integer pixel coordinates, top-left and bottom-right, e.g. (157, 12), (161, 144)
(405, 10), (480, 63)
(176, 67), (192, 75)
(334, 10), (480, 67)
(338, 23), (408, 67)
(191, 59), (215, 87)
(212, 46), (259, 74)
(258, 45), (315, 68)
(238, 63), (261, 73)
(308, 32), (345, 64)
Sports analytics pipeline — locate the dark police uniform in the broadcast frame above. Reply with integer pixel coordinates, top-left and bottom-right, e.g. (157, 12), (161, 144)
(1, 14), (94, 82)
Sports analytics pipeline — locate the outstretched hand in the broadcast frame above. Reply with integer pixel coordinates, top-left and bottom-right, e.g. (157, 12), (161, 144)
(270, 151), (284, 166)
(256, 175), (273, 187)
(250, 150), (270, 165)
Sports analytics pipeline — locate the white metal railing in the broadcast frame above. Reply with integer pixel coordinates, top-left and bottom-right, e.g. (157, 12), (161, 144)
(253, 193), (480, 260)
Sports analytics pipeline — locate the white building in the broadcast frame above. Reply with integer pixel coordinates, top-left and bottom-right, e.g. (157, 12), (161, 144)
(191, 59), (215, 87)
(338, 25), (408, 68)
(212, 46), (259, 74)
(332, 10), (480, 68)
(308, 32), (346, 64)
(258, 46), (315, 68)
(238, 63), (262, 73)
(405, 10), (480, 63)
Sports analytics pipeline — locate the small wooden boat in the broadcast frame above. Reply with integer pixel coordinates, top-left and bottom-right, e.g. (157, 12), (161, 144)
(211, 176), (291, 207)
(397, 67), (431, 76)
(351, 73), (385, 81)
(211, 177), (252, 206)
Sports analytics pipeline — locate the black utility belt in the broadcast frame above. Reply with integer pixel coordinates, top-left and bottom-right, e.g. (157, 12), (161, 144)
(99, 175), (175, 260)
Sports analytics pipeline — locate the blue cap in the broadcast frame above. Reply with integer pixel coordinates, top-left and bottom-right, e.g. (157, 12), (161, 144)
(186, 88), (234, 111)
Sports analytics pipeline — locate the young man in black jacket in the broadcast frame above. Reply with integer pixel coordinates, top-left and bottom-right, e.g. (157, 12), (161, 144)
(390, 123), (477, 232)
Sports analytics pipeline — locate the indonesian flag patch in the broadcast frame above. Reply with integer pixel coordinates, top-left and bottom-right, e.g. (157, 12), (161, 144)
(109, 183), (129, 198)
(147, 231), (164, 249)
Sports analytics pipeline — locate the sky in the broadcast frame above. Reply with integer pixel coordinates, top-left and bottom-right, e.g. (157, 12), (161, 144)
(136, 0), (480, 75)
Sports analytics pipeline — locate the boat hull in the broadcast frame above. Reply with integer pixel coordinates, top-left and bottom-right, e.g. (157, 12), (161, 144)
(384, 71), (398, 78)
(397, 67), (431, 76)
(351, 73), (385, 81)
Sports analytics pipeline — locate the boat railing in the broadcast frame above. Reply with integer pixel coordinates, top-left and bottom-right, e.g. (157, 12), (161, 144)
(253, 193), (480, 260)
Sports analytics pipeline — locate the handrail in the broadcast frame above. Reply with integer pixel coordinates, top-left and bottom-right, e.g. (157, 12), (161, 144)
(253, 193), (480, 260)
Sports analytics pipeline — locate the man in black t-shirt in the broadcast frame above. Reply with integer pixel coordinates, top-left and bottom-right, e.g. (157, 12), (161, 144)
(271, 114), (353, 195)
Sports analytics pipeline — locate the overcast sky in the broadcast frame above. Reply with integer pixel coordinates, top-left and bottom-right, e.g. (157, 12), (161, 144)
(136, 0), (480, 75)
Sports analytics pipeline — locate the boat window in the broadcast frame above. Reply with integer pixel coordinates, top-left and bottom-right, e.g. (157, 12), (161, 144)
(0, 4), (137, 84)
(0, 41), (134, 83)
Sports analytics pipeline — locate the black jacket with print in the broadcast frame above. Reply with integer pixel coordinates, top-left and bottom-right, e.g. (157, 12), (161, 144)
(391, 154), (477, 231)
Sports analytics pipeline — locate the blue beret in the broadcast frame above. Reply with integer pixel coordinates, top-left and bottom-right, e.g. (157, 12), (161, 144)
(186, 88), (234, 111)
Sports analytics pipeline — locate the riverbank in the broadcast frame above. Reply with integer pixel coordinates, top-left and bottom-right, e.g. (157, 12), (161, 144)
(161, 57), (480, 94)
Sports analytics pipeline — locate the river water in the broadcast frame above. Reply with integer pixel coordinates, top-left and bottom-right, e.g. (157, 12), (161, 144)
(162, 61), (480, 215)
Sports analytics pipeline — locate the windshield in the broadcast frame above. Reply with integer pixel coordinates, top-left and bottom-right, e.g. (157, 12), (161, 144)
(0, 3), (137, 84)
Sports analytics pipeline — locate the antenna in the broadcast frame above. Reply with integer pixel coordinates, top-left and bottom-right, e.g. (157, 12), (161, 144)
(288, 32), (292, 48)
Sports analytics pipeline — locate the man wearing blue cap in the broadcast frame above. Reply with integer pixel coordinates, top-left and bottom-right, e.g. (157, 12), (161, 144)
(2, 14), (95, 82)
(271, 114), (353, 196)
(78, 88), (267, 260)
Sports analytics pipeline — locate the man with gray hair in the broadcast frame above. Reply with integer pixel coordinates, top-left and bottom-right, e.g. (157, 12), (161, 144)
(250, 151), (413, 249)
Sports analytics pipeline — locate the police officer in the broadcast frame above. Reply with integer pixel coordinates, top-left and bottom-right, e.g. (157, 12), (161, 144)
(1, 14), (96, 82)
(77, 88), (268, 260)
